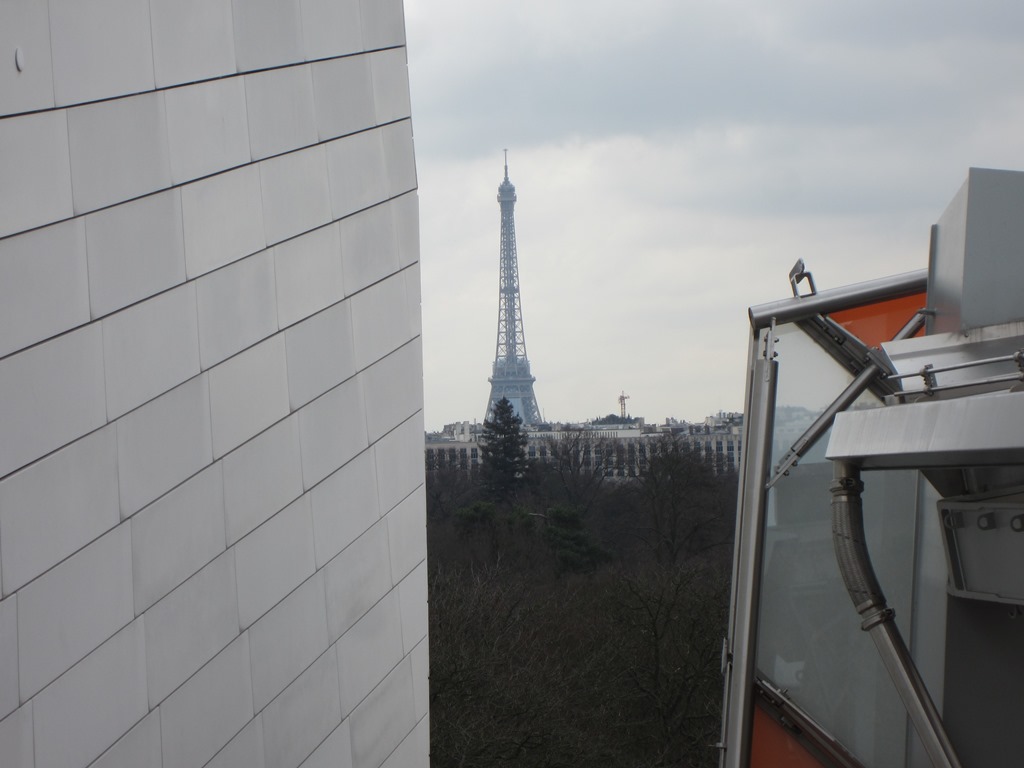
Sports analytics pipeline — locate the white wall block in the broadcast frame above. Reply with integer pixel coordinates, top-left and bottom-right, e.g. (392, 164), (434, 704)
(261, 649), (342, 768)
(246, 66), (318, 160)
(181, 165), (266, 278)
(144, 550), (240, 707)
(339, 203), (399, 297)
(405, 265), (423, 337)
(350, 271), (412, 371)
(385, 486), (426, 584)
(326, 130), (387, 220)
(235, 495), (316, 628)
(0, 426), (118, 596)
(312, 55), (374, 141)
(0, 596), (17, 720)
(381, 120), (418, 199)
(370, 48), (411, 124)
(301, 0), (363, 60)
(249, 572), (328, 712)
(132, 463), (226, 614)
(324, 520), (392, 643)
(0, 219), (88, 358)
(286, 299), (357, 411)
(311, 448), (380, 569)
(150, 0), (236, 87)
(397, 562), (428, 654)
(197, 249), (279, 369)
(275, 224), (345, 329)
(117, 374), (213, 516)
(410, 639), (428, 721)
(348, 658), (416, 768)
(362, 341), (421, 444)
(85, 190), (187, 318)
(0, 704), (33, 768)
(359, 0), (407, 50)
(0, 324), (105, 479)
(232, 0), (304, 72)
(18, 524), (133, 700)
(0, 0), (54, 115)
(260, 146), (333, 245)
(91, 710), (161, 768)
(103, 283), (201, 419)
(33, 620), (147, 768)
(300, 721), (352, 768)
(381, 718), (427, 768)
(209, 335), (290, 458)
(48, 0), (154, 105)
(67, 93), (171, 214)
(222, 416), (304, 545)
(0, 111), (72, 239)
(206, 714), (266, 768)
(297, 376), (368, 489)
(373, 413), (424, 516)
(336, 590), (404, 716)
(392, 192), (420, 269)
(166, 76), (251, 185)
(159, 634), (254, 768)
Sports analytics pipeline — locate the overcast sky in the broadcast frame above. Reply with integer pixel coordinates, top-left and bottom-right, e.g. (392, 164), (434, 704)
(404, 0), (1024, 430)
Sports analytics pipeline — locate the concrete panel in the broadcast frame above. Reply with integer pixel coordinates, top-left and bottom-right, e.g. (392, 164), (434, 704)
(206, 714), (265, 768)
(0, 596), (17, 720)
(359, 0), (406, 50)
(311, 448), (380, 569)
(398, 561), (428, 654)
(67, 92), (171, 214)
(339, 203), (399, 297)
(249, 571), (328, 712)
(348, 657), (416, 768)
(261, 649), (342, 768)
(326, 130), (387, 220)
(373, 412), (424, 516)
(336, 590), (403, 716)
(286, 299), (357, 411)
(102, 283), (201, 419)
(301, 0), (362, 60)
(361, 341), (421, 443)
(132, 462), (226, 613)
(196, 249), (279, 369)
(144, 550), (240, 707)
(150, 0), (236, 87)
(91, 710), (161, 768)
(386, 486), (426, 584)
(235, 495), (316, 628)
(33, 620), (147, 768)
(222, 416), (304, 545)
(300, 721), (352, 768)
(0, 0), (55, 114)
(410, 639), (428, 721)
(0, 215), (88, 359)
(312, 55), (374, 141)
(232, 0), (304, 72)
(297, 376), (368, 490)
(18, 524), (133, 700)
(166, 76), (251, 185)
(246, 65), (318, 160)
(324, 520), (392, 643)
(0, 426), (118, 596)
(0, 324), (105, 479)
(0, 110), (72, 239)
(117, 374), (213, 516)
(350, 271), (412, 371)
(85, 190), (187, 318)
(381, 119), (417, 198)
(208, 335), (290, 458)
(159, 634), (254, 768)
(260, 145), (332, 246)
(181, 165), (266, 279)
(0, 704), (33, 768)
(48, 0), (154, 105)
(274, 224), (345, 329)
(392, 192), (420, 269)
(370, 48), (411, 124)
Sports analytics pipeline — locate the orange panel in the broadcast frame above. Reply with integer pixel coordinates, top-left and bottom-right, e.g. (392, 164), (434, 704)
(750, 706), (826, 768)
(829, 292), (927, 348)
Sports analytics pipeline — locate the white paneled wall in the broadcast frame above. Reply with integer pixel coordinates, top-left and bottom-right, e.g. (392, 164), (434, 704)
(0, 1), (426, 767)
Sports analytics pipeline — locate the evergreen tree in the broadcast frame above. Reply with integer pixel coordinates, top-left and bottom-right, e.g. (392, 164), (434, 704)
(479, 397), (529, 501)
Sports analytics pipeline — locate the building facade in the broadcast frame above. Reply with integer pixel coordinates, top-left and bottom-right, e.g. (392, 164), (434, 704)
(0, 2), (427, 767)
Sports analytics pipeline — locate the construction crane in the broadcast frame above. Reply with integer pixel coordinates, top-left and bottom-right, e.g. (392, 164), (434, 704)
(618, 391), (630, 419)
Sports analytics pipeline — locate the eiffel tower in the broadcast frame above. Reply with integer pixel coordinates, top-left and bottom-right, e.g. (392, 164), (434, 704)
(485, 152), (542, 425)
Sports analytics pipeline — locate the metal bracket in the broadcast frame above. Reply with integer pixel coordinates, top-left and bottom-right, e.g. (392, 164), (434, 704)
(789, 259), (817, 298)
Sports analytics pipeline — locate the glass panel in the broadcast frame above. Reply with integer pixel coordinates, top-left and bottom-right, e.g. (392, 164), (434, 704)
(756, 323), (918, 768)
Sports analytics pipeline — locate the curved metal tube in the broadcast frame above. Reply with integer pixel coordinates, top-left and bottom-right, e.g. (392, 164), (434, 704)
(830, 461), (963, 768)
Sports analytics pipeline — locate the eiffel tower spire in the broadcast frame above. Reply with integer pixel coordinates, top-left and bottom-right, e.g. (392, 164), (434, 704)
(486, 152), (542, 424)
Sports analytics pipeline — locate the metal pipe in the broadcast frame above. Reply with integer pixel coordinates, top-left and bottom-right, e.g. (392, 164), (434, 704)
(830, 461), (963, 768)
